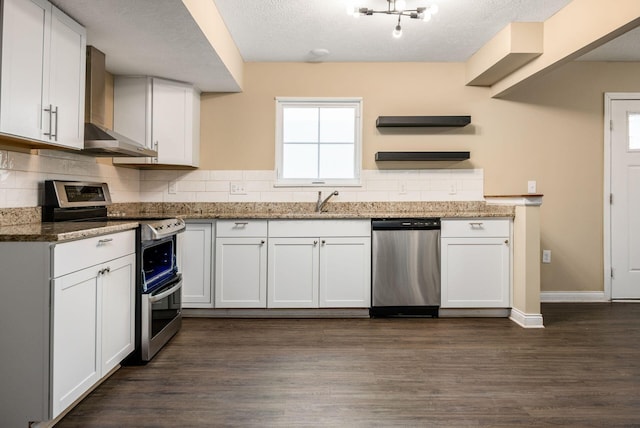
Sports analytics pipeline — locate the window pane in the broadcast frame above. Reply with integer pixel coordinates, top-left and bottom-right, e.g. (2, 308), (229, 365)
(319, 107), (355, 143)
(282, 143), (318, 178)
(629, 113), (640, 150)
(283, 108), (318, 143)
(319, 144), (354, 179)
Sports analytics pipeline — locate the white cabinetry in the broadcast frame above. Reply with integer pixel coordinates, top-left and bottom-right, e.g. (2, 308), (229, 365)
(441, 219), (511, 308)
(51, 231), (135, 418)
(0, 0), (86, 149)
(0, 229), (136, 426)
(181, 221), (214, 308)
(112, 76), (200, 167)
(215, 220), (268, 308)
(268, 220), (371, 308)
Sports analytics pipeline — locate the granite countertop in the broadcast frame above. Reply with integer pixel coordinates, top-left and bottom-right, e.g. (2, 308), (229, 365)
(0, 221), (139, 242)
(0, 201), (515, 242)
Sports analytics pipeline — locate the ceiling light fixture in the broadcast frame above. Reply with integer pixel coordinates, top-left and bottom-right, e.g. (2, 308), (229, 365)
(348, 0), (438, 38)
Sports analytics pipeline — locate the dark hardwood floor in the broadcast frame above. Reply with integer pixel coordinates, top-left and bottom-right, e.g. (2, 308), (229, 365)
(57, 303), (640, 427)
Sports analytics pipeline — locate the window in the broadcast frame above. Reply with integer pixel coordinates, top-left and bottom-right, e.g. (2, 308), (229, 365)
(275, 97), (362, 186)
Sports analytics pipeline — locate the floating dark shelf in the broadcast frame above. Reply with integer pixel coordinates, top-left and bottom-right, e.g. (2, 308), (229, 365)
(376, 116), (471, 128)
(375, 151), (471, 162)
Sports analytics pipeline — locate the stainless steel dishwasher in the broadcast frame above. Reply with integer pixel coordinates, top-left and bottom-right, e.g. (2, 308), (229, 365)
(370, 218), (441, 317)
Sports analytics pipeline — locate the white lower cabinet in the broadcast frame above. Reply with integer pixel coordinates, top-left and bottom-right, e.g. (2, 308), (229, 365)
(440, 219), (511, 308)
(268, 238), (319, 308)
(214, 220), (268, 308)
(181, 222), (214, 308)
(268, 220), (371, 309)
(52, 252), (135, 417)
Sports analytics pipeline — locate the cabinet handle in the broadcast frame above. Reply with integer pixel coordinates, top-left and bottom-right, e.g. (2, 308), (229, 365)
(504, 239), (509, 245)
(313, 240), (318, 246)
(469, 222), (483, 228)
(321, 240), (326, 245)
(153, 141), (159, 163)
(51, 106), (59, 141)
(43, 105), (53, 138)
(104, 266), (111, 273)
(260, 240), (265, 245)
(98, 238), (114, 246)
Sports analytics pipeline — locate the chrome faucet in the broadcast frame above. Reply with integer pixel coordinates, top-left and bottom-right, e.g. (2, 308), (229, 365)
(316, 190), (339, 212)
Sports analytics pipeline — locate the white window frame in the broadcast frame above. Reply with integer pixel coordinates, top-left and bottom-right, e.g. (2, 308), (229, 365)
(275, 97), (362, 187)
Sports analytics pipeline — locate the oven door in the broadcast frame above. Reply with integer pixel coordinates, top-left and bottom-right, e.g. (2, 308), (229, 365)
(141, 274), (182, 361)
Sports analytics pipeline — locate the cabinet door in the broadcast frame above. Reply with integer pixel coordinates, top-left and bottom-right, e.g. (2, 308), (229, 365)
(215, 237), (267, 308)
(441, 237), (510, 308)
(0, 0), (50, 141)
(51, 265), (100, 418)
(152, 79), (191, 165)
(101, 254), (135, 374)
(268, 238), (319, 308)
(182, 222), (213, 308)
(48, 6), (86, 149)
(319, 237), (371, 308)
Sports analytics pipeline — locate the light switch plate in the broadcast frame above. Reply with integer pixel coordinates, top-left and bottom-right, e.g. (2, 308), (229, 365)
(528, 180), (537, 194)
(542, 249), (551, 264)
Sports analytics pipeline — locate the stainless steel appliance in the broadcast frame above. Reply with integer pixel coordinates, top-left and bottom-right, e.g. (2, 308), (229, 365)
(371, 218), (441, 317)
(134, 219), (185, 363)
(43, 180), (185, 363)
(82, 46), (157, 157)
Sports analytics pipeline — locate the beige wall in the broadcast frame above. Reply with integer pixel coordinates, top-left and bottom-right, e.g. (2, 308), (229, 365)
(200, 61), (640, 293)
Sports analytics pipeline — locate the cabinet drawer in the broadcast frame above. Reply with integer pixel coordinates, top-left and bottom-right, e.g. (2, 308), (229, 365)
(441, 219), (510, 238)
(216, 220), (267, 237)
(53, 230), (135, 278)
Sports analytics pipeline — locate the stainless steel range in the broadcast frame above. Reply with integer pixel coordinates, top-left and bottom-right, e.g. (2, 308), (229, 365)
(43, 180), (185, 363)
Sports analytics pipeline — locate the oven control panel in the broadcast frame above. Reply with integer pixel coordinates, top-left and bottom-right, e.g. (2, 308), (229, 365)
(140, 218), (186, 241)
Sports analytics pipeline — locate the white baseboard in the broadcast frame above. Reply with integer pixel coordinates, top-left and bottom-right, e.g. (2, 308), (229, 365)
(509, 307), (544, 328)
(540, 291), (608, 302)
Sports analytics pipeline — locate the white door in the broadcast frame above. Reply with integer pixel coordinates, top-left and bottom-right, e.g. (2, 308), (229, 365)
(215, 237), (267, 308)
(101, 254), (135, 374)
(182, 223), (213, 308)
(51, 266), (100, 418)
(441, 237), (510, 308)
(152, 79), (189, 165)
(319, 237), (371, 308)
(611, 98), (640, 299)
(268, 238), (319, 308)
(48, 6), (86, 149)
(0, 0), (49, 141)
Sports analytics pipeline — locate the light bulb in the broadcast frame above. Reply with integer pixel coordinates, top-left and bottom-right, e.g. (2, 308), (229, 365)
(393, 25), (402, 38)
(430, 4), (439, 15)
(395, 0), (407, 12)
(423, 12), (432, 22)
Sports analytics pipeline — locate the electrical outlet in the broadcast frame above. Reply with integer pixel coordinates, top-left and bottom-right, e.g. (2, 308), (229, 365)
(528, 180), (537, 194)
(449, 182), (457, 195)
(398, 181), (407, 195)
(230, 181), (247, 195)
(542, 249), (551, 264)
(168, 180), (177, 194)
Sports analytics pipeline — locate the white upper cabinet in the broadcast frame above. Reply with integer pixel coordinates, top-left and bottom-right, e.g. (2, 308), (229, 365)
(113, 76), (200, 167)
(0, 0), (85, 149)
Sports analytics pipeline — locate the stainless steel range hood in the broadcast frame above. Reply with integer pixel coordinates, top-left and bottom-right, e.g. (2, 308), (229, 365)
(82, 46), (157, 157)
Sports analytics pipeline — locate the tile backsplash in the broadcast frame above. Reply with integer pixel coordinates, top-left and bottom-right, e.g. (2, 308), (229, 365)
(0, 150), (140, 208)
(139, 169), (484, 203)
(0, 148), (483, 208)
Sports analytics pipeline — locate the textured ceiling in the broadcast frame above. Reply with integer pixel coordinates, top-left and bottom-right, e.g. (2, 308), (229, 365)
(48, 0), (640, 93)
(212, 0), (574, 62)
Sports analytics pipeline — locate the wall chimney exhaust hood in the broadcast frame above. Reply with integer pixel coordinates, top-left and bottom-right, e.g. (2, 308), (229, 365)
(82, 46), (157, 157)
